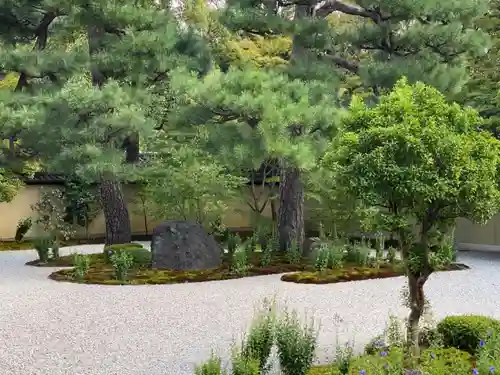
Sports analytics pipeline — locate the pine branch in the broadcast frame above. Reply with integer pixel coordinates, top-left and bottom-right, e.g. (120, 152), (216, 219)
(15, 11), (58, 91)
(319, 52), (358, 74)
(313, 0), (380, 21)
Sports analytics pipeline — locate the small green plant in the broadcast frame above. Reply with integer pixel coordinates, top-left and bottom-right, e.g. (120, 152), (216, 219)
(33, 236), (55, 263)
(327, 244), (344, 269)
(275, 309), (317, 375)
(50, 240), (60, 260)
(231, 352), (259, 375)
(110, 251), (134, 281)
(241, 299), (276, 374)
(73, 253), (91, 281)
(335, 342), (354, 375)
(374, 232), (385, 253)
(286, 239), (302, 265)
(268, 231), (280, 253)
(232, 246), (250, 275)
(475, 330), (500, 375)
(260, 243), (272, 267)
(313, 245), (329, 272)
(345, 243), (370, 266)
(244, 238), (255, 257)
(15, 217), (32, 243)
(194, 353), (226, 375)
(436, 243), (455, 266)
(386, 246), (397, 264)
(104, 243), (144, 263)
(227, 232), (242, 258)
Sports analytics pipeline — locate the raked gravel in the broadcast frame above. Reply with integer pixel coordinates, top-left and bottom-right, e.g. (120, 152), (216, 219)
(1, 243), (500, 375)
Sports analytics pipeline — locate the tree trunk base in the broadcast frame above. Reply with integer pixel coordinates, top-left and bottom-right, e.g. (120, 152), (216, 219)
(277, 163), (305, 252)
(100, 178), (132, 246)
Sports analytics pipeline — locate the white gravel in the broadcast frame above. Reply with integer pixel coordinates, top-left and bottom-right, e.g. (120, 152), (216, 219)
(0, 244), (499, 375)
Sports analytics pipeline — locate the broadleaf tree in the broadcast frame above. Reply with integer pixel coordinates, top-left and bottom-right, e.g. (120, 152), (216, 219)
(324, 78), (500, 355)
(137, 134), (247, 232)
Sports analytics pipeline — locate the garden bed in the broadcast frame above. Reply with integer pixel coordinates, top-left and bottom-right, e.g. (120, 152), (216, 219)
(42, 247), (469, 285)
(280, 262), (469, 284)
(47, 253), (308, 285)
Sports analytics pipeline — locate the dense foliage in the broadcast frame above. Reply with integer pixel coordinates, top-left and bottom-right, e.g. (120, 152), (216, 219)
(325, 78), (500, 354)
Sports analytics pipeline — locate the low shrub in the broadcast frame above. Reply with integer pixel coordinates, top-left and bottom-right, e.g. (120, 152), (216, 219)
(286, 239), (302, 265)
(73, 254), (91, 281)
(275, 309), (317, 375)
(110, 251), (134, 281)
(232, 247), (250, 275)
(15, 217), (32, 243)
(103, 243), (147, 264)
(241, 299), (276, 374)
(436, 315), (500, 354)
(231, 352), (259, 375)
(33, 236), (55, 263)
(194, 354), (224, 375)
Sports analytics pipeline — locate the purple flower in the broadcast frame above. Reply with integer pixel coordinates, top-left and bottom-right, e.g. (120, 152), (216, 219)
(360, 370), (367, 375)
(375, 340), (385, 347)
(491, 366), (495, 373)
(473, 369), (479, 375)
(430, 352), (435, 359)
(380, 351), (388, 357)
(480, 340), (486, 348)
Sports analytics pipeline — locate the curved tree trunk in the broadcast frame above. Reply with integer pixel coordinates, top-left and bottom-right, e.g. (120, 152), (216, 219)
(277, 164), (305, 252)
(88, 23), (132, 245)
(100, 179), (132, 245)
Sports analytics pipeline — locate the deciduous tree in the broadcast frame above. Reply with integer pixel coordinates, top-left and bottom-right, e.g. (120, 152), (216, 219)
(325, 78), (500, 355)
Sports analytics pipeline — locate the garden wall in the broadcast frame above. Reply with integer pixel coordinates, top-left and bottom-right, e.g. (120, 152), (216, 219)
(1, 184), (500, 252)
(0, 184), (275, 241)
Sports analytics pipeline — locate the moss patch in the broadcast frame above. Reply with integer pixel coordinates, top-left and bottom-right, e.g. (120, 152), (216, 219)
(49, 252), (311, 285)
(281, 262), (469, 284)
(45, 250), (469, 286)
(26, 253), (106, 267)
(0, 241), (80, 251)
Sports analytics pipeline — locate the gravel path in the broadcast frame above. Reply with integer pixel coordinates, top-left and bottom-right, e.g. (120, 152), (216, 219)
(1, 244), (499, 375)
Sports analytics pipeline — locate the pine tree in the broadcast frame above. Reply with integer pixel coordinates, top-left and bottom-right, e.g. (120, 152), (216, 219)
(457, 0), (500, 137)
(0, 0), (210, 244)
(215, 0), (490, 250)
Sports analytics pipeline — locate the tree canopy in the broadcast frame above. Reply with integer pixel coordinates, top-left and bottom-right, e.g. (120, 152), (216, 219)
(324, 78), (500, 353)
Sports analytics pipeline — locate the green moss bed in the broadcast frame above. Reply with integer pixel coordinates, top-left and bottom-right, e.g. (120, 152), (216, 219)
(25, 248), (469, 285)
(281, 262), (469, 284)
(0, 240), (81, 251)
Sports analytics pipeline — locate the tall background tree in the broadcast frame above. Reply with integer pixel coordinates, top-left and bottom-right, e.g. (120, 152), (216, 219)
(215, 0), (491, 251)
(0, 0), (211, 244)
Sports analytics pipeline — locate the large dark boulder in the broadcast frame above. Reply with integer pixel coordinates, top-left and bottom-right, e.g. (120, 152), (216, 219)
(150, 220), (222, 270)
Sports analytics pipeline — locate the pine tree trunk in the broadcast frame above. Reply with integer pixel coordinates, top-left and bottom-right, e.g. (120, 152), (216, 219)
(276, 3), (310, 253)
(87, 23), (133, 246)
(277, 164), (305, 252)
(100, 179), (132, 245)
